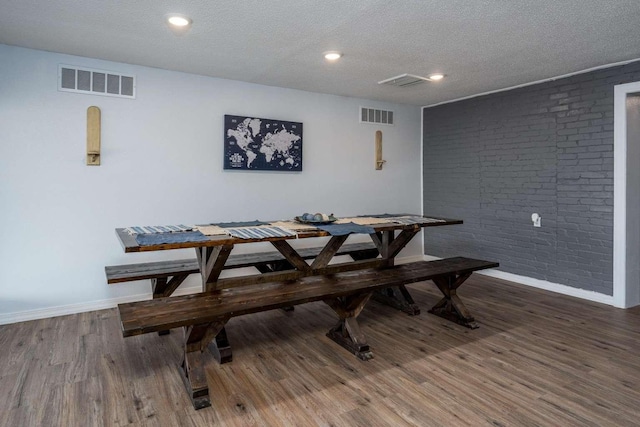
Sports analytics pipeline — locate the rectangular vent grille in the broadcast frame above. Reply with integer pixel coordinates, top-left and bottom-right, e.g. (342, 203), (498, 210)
(378, 73), (429, 87)
(360, 107), (394, 125)
(58, 65), (136, 99)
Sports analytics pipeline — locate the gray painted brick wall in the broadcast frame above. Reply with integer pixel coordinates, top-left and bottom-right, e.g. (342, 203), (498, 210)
(423, 62), (640, 295)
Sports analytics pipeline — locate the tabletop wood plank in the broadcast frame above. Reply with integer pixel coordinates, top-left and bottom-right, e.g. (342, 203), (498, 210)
(115, 215), (463, 253)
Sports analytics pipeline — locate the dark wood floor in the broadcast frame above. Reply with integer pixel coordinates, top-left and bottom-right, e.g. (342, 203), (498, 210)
(2, 275), (640, 426)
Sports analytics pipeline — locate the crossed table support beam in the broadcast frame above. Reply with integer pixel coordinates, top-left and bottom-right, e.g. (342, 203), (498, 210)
(194, 234), (386, 364)
(357, 229), (422, 316)
(194, 232), (414, 361)
(188, 226), (480, 366)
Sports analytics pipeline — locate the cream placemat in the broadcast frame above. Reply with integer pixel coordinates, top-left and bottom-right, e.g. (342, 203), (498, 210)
(269, 220), (319, 231)
(335, 217), (391, 225)
(194, 225), (229, 236)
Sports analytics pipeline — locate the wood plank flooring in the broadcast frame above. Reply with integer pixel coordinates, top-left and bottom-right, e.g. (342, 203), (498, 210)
(1, 274), (640, 426)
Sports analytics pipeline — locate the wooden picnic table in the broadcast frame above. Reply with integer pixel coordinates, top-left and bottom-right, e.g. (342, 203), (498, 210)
(112, 215), (500, 410)
(114, 215), (462, 359)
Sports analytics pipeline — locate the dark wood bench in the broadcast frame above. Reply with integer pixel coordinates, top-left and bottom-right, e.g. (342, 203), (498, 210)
(118, 257), (498, 409)
(108, 241), (380, 348)
(106, 241), (380, 291)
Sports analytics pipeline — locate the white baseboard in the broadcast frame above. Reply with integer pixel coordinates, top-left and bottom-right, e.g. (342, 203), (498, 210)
(423, 255), (615, 306)
(0, 284), (206, 326)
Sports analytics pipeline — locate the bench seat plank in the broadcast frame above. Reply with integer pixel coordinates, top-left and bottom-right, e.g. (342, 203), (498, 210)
(106, 242), (379, 284)
(118, 257), (498, 337)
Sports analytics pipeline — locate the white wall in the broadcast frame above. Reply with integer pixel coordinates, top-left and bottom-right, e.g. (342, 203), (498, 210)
(0, 45), (423, 323)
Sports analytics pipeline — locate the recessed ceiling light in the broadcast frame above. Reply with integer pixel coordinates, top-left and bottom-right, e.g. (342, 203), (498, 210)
(324, 51), (342, 61)
(428, 73), (445, 81)
(167, 14), (192, 27)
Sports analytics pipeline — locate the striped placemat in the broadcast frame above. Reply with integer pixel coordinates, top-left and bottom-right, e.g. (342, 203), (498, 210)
(226, 226), (297, 240)
(269, 220), (319, 231)
(390, 216), (446, 225)
(125, 225), (193, 234)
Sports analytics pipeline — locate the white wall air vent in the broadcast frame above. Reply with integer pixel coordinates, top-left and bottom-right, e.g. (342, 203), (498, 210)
(360, 106), (394, 125)
(378, 73), (430, 87)
(58, 65), (136, 99)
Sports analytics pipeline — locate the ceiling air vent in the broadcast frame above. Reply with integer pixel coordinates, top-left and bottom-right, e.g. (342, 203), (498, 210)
(58, 64), (136, 99)
(378, 73), (430, 88)
(360, 106), (394, 125)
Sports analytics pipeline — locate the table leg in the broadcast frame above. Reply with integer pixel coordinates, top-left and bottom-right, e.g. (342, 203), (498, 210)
(372, 285), (421, 315)
(256, 262), (296, 313)
(207, 326), (233, 363)
(359, 230), (423, 315)
(428, 272), (479, 329)
(197, 245), (234, 292)
(324, 292), (374, 361)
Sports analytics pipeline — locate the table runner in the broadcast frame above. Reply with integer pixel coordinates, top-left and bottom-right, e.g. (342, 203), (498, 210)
(315, 223), (376, 236)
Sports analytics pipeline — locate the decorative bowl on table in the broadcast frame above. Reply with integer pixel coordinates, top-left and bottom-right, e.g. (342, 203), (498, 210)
(294, 212), (337, 225)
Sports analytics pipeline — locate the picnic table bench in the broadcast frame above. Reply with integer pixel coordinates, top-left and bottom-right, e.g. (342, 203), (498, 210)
(106, 241), (379, 294)
(107, 241), (380, 339)
(118, 257), (498, 409)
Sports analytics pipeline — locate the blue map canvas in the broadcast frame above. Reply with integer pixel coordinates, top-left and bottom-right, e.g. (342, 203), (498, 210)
(224, 114), (303, 171)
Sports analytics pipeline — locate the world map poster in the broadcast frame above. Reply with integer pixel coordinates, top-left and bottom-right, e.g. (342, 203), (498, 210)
(224, 114), (303, 171)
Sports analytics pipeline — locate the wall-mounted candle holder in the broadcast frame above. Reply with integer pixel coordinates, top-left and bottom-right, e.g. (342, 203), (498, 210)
(375, 130), (385, 170)
(86, 106), (101, 165)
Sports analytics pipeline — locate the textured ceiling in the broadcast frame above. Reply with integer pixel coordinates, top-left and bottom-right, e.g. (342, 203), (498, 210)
(1, 0), (640, 106)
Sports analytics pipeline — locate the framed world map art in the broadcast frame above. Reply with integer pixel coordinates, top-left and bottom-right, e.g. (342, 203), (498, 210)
(224, 114), (303, 171)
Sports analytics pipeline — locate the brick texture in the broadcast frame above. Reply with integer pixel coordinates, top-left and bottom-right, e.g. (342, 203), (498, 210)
(423, 62), (640, 295)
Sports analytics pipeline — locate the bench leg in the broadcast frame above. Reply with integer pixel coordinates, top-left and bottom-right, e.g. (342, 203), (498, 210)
(371, 285), (421, 316)
(179, 321), (228, 410)
(180, 351), (211, 410)
(324, 292), (374, 361)
(428, 272), (479, 329)
(152, 274), (190, 335)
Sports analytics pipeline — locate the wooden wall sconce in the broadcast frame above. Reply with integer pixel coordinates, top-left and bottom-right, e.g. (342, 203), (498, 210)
(375, 130), (386, 170)
(86, 106), (101, 165)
